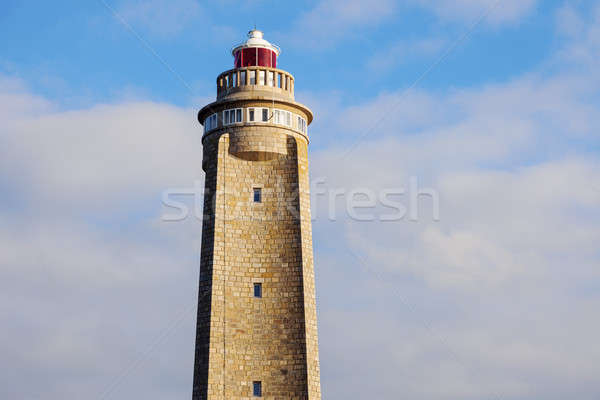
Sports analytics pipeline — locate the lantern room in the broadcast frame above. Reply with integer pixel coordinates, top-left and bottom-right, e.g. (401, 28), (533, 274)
(232, 29), (280, 68)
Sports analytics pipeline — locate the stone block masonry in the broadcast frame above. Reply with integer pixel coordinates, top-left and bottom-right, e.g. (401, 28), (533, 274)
(193, 63), (321, 399)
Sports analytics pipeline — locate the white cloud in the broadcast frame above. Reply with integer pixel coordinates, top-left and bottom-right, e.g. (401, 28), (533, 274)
(0, 75), (54, 117)
(311, 68), (600, 289)
(366, 37), (447, 73)
(289, 0), (396, 48)
(287, 0), (537, 49)
(556, 3), (585, 37)
(116, 0), (202, 37)
(0, 78), (202, 208)
(2, 3), (600, 400)
(412, 0), (539, 26)
(0, 75), (203, 399)
(555, 3), (600, 69)
(307, 9), (600, 396)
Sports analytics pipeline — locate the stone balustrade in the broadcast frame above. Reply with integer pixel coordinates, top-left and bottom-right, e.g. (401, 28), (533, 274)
(217, 67), (294, 100)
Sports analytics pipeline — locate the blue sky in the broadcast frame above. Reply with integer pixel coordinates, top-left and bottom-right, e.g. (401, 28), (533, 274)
(0, 0), (564, 109)
(1, 1), (600, 399)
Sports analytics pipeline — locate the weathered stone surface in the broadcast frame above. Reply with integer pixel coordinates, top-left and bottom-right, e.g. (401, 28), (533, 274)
(193, 69), (321, 400)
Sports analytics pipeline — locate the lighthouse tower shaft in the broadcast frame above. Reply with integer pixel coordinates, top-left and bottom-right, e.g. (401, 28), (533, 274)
(193, 30), (321, 399)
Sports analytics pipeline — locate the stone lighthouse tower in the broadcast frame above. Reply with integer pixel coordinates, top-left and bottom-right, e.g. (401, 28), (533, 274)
(193, 30), (321, 399)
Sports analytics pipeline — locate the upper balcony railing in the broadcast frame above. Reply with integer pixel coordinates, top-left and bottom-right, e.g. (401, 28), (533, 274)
(216, 67), (294, 100)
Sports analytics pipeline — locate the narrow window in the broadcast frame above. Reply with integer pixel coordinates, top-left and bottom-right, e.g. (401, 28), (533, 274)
(262, 108), (269, 122)
(250, 70), (256, 85)
(268, 71), (274, 86)
(253, 381), (262, 397)
(277, 73), (282, 88)
(253, 283), (262, 298)
(258, 70), (265, 85)
(249, 108), (255, 122)
(298, 117), (306, 133)
(232, 73), (237, 87)
(253, 187), (262, 203)
(285, 111), (291, 126)
(240, 70), (246, 85)
(236, 109), (242, 123)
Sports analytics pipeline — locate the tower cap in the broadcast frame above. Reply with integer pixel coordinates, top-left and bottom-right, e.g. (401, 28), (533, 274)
(231, 29), (281, 57)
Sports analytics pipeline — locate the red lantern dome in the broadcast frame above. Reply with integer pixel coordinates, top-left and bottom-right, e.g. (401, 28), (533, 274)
(232, 29), (280, 69)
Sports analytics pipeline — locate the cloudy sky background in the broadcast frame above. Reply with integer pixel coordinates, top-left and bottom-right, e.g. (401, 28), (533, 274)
(1, 0), (600, 399)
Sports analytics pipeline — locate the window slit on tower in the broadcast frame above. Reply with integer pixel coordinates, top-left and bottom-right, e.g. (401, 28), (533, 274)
(253, 187), (262, 203)
(254, 283), (262, 298)
(253, 381), (262, 397)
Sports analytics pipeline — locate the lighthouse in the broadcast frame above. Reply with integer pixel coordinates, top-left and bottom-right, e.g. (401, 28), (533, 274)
(193, 30), (321, 399)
